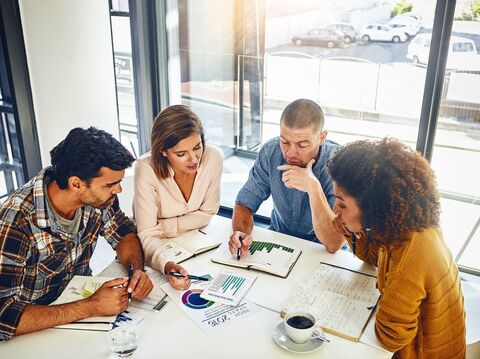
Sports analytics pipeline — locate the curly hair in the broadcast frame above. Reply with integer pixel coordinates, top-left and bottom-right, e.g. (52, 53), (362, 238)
(327, 137), (440, 244)
(50, 127), (135, 189)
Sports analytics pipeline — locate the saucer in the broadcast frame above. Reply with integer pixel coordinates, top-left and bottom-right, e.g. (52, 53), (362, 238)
(272, 323), (324, 354)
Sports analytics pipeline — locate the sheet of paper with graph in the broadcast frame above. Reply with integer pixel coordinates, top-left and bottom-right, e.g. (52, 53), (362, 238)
(200, 270), (257, 306)
(281, 262), (380, 341)
(210, 240), (301, 278)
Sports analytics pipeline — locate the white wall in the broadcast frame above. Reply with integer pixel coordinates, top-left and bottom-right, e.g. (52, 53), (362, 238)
(19, 0), (119, 167)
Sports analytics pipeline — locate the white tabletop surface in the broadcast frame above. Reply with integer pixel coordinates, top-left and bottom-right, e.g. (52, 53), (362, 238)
(0, 215), (392, 359)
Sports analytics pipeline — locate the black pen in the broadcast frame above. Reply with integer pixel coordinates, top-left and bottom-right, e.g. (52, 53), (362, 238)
(128, 264), (134, 300)
(237, 236), (243, 261)
(167, 272), (210, 281)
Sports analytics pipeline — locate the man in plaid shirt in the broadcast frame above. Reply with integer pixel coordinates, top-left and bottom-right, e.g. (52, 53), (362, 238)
(0, 127), (154, 340)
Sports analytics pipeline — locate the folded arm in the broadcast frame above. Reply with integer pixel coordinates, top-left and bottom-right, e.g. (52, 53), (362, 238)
(374, 272), (425, 352)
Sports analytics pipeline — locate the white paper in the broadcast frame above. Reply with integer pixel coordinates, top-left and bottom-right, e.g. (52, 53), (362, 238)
(200, 270), (257, 306)
(99, 260), (168, 309)
(161, 272), (260, 333)
(99, 261), (169, 326)
(173, 230), (221, 254)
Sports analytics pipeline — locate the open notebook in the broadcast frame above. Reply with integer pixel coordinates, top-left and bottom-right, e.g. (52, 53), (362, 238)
(51, 263), (169, 331)
(50, 276), (116, 331)
(281, 262), (380, 341)
(210, 240), (301, 278)
(154, 229), (222, 264)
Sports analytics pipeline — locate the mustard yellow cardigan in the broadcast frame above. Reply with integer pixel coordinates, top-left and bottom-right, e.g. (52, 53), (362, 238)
(347, 226), (466, 359)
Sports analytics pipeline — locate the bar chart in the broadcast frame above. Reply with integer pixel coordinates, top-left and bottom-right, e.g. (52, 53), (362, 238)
(249, 241), (295, 254)
(201, 271), (257, 306)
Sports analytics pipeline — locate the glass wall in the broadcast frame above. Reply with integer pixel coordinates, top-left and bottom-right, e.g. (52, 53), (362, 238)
(110, 0), (139, 157)
(430, 4), (480, 273)
(166, 0), (437, 210)
(0, 26), (23, 202)
(162, 0), (479, 273)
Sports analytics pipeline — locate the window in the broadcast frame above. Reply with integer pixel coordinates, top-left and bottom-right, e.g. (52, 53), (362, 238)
(452, 41), (474, 52)
(0, 0), (40, 201)
(430, 13), (480, 274)
(132, 0), (480, 274)
(109, 0), (139, 157)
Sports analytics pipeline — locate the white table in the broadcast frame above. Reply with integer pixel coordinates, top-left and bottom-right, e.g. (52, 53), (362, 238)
(0, 216), (392, 359)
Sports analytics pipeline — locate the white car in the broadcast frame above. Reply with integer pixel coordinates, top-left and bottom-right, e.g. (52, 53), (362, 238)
(394, 12), (422, 25)
(388, 21), (420, 37)
(407, 33), (480, 71)
(360, 24), (408, 43)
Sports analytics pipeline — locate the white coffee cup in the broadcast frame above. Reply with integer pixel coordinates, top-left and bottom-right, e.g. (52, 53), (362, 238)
(284, 311), (316, 344)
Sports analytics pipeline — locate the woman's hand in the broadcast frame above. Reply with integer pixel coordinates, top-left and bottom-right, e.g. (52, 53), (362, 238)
(164, 261), (191, 291)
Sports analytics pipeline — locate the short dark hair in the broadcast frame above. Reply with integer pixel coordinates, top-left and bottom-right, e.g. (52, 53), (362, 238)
(50, 127), (135, 189)
(327, 137), (440, 244)
(151, 105), (205, 179)
(280, 99), (325, 133)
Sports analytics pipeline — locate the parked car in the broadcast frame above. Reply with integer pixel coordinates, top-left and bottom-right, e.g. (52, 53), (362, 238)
(394, 12), (422, 24)
(360, 23), (408, 43)
(325, 23), (358, 43)
(388, 21), (420, 37)
(391, 13), (422, 28)
(407, 33), (480, 70)
(292, 28), (345, 48)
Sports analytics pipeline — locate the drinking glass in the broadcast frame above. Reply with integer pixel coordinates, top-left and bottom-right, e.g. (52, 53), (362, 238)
(108, 321), (138, 358)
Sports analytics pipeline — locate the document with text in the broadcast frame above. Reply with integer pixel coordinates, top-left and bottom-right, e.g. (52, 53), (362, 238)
(281, 262), (380, 341)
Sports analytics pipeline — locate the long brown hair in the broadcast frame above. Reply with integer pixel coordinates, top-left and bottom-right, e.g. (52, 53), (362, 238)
(151, 105), (205, 179)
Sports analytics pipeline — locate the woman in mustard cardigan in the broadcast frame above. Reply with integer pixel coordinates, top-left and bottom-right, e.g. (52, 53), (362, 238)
(327, 138), (466, 359)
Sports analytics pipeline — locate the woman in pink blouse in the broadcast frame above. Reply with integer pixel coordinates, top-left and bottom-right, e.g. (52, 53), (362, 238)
(133, 105), (223, 289)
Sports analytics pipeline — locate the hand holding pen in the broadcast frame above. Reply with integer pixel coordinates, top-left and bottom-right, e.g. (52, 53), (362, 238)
(164, 262), (192, 291)
(127, 264), (134, 301)
(236, 236), (243, 261)
(228, 231), (252, 259)
(125, 264), (154, 301)
(167, 272), (210, 281)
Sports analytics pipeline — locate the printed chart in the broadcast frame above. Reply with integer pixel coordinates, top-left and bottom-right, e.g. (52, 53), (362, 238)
(201, 271), (256, 306)
(162, 272), (259, 333)
(182, 289), (215, 309)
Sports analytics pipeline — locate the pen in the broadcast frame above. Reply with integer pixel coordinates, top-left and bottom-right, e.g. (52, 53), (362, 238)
(237, 236), (243, 261)
(167, 272), (210, 281)
(128, 264), (134, 300)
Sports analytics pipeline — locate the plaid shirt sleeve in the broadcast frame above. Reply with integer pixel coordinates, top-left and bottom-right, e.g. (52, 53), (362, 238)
(100, 197), (136, 249)
(0, 218), (31, 341)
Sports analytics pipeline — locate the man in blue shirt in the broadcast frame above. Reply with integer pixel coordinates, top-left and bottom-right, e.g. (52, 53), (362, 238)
(228, 99), (345, 256)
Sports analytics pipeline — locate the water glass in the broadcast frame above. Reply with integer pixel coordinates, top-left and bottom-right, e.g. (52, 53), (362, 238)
(108, 321), (138, 358)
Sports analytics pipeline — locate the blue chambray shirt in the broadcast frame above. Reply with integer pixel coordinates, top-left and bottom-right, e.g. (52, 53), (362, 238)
(236, 137), (340, 242)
